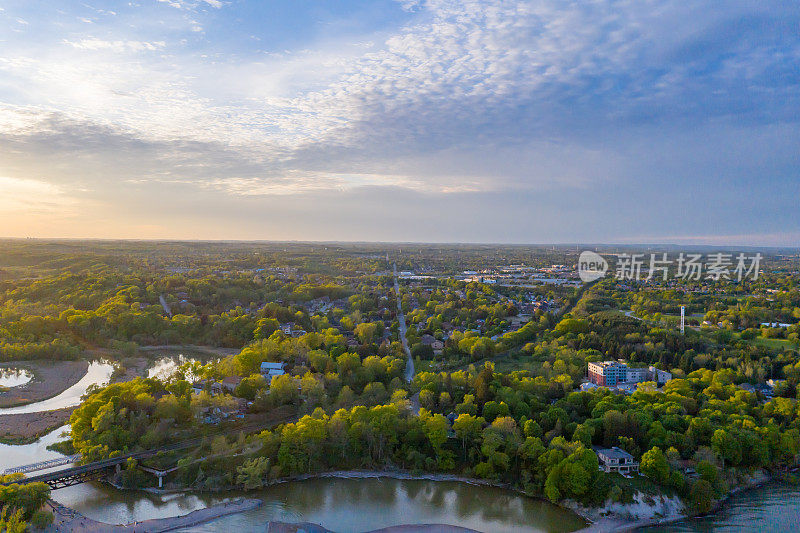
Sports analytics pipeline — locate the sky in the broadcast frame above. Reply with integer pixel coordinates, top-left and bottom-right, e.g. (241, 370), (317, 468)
(0, 0), (798, 245)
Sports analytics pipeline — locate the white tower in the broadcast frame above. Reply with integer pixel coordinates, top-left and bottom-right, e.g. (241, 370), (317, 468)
(680, 305), (685, 334)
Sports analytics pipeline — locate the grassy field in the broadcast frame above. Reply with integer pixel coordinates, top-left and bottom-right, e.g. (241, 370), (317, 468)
(748, 337), (798, 350)
(727, 332), (798, 351)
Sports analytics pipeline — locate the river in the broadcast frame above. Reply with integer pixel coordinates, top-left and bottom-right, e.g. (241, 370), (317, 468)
(640, 482), (800, 532)
(146, 353), (205, 380)
(0, 424), (71, 472)
(2, 353), (797, 532)
(0, 352), (205, 415)
(2, 423), (799, 532)
(184, 478), (589, 532)
(0, 361), (114, 414)
(0, 427), (587, 532)
(51, 477), (588, 533)
(0, 420), (586, 532)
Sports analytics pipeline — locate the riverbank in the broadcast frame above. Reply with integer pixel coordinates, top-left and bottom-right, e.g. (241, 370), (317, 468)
(705, 468), (772, 516)
(572, 468), (780, 533)
(137, 345), (239, 357)
(0, 360), (88, 408)
(0, 407), (73, 444)
(108, 469), (588, 531)
(265, 522), (482, 533)
(44, 497), (261, 532)
(141, 468), (545, 498)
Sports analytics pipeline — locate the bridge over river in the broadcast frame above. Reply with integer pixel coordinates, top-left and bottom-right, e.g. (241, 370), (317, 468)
(1, 454), (82, 476)
(1, 421), (277, 490)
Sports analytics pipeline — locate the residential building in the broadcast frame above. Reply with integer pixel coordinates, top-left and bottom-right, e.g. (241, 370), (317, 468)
(221, 375), (243, 393)
(625, 367), (649, 383)
(588, 361), (627, 386)
(191, 379), (222, 396)
(588, 361), (672, 387)
(597, 447), (639, 474)
(648, 366), (672, 385)
(260, 361), (286, 383)
(767, 379), (786, 389)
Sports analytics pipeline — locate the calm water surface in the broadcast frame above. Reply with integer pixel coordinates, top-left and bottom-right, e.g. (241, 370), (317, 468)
(4, 354), (798, 532)
(0, 425), (72, 473)
(0, 361), (114, 414)
(146, 354), (203, 380)
(55, 478), (587, 533)
(641, 482), (800, 532)
(4, 424), (800, 533)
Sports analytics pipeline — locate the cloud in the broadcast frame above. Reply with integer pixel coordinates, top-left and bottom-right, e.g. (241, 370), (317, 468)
(156, 0), (225, 10)
(63, 39), (166, 52)
(0, 0), (797, 242)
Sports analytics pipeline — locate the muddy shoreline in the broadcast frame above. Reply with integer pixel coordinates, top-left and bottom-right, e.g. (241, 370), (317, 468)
(0, 360), (89, 408)
(0, 407), (73, 443)
(43, 497), (261, 532)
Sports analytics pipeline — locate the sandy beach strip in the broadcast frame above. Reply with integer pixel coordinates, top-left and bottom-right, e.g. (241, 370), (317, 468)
(265, 522), (483, 533)
(44, 498), (262, 533)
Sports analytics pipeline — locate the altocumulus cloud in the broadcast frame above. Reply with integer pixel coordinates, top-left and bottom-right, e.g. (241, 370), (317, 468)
(0, 0), (797, 242)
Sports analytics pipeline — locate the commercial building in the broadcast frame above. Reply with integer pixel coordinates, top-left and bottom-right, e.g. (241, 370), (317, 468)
(587, 361), (627, 386)
(588, 361), (672, 387)
(648, 366), (672, 385)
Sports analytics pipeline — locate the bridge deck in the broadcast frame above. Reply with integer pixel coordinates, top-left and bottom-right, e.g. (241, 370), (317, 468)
(2, 454), (82, 476)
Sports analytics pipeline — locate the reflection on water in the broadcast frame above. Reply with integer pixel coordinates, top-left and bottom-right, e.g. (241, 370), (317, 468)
(0, 368), (33, 388)
(9, 423), (800, 533)
(146, 354), (200, 380)
(0, 362), (114, 414)
(179, 478), (588, 533)
(54, 482), (227, 526)
(0, 425), (71, 472)
(641, 482), (800, 533)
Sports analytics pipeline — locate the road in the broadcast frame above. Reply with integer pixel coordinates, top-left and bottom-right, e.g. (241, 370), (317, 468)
(622, 309), (643, 321)
(393, 263), (415, 383)
(159, 294), (172, 318)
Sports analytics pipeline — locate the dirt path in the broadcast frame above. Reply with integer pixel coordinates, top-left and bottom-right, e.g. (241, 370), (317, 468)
(0, 361), (89, 408)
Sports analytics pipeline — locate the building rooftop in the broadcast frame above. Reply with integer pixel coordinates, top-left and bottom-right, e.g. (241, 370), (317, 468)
(591, 360), (625, 368)
(598, 447), (634, 460)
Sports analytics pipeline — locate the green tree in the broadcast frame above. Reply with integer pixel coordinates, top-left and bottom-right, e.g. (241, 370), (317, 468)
(640, 447), (670, 485)
(453, 413), (484, 460)
(236, 457), (271, 489)
(690, 479), (714, 514)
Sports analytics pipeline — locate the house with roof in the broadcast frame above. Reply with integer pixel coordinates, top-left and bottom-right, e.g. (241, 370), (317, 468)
(260, 361), (287, 384)
(597, 447), (639, 474)
(191, 379), (222, 396)
(221, 375), (243, 393)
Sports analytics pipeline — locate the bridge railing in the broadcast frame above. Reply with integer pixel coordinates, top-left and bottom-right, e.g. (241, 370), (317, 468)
(1, 455), (82, 476)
